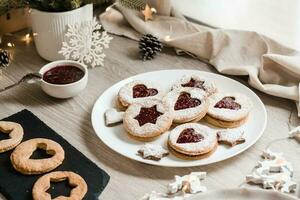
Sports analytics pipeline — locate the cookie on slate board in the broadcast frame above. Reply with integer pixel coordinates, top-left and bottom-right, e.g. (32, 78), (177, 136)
(0, 109), (109, 200)
(10, 138), (65, 175)
(32, 171), (88, 200)
(0, 121), (23, 153)
(205, 93), (253, 128)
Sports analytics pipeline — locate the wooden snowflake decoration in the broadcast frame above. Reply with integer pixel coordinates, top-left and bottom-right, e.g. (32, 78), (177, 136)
(59, 18), (113, 68)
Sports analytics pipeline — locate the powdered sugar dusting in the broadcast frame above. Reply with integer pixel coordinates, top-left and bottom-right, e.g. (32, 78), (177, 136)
(208, 93), (252, 121)
(169, 123), (217, 153)
(124, 99), (173, 136)
(118, 80), (165, 107)
(217, 129), (245, 146)
(172, 75), (217, 96)
(138, 143), (169, 160)
(163, 88), (208, 122)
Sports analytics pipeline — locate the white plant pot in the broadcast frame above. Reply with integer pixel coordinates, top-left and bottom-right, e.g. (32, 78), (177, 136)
(30, 4), (93, 61)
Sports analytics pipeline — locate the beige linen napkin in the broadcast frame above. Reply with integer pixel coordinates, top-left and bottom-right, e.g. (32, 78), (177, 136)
(100, 5), (300, 115)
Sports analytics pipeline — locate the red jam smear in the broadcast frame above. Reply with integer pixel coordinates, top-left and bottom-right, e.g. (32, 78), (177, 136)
(134, 105), (163, 126)
(176, 128), (204, 143)
(132, 84), (158, 98)
(181, 78), (206, 90)
(214, 97), (241, 110)
(174, 92), (201, 110)
(43, 65), (84, 85)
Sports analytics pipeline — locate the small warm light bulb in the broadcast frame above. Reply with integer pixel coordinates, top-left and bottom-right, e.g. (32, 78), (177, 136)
(25, 34), (30, 39)
(151, 8), (157, 13)
(7, 42), (14, 47)
(164, 35), (171, 42)
(23, 33), (32, 44)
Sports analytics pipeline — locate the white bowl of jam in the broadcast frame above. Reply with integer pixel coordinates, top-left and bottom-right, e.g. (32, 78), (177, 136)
(39, 60), (88, 99)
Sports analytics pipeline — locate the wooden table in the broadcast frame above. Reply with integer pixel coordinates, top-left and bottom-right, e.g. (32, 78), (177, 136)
(0, 31), (300, 200)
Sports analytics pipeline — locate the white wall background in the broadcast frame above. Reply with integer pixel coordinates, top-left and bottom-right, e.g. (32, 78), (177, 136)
(171, 0), (300, 50)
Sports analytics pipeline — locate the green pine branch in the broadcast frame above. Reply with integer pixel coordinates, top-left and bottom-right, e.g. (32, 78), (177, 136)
(118, 0), (146, 10)
(0, 0), (27, 16)
(0, 0), (112, 15)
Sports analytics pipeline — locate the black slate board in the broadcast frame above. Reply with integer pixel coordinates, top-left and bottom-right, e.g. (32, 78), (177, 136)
(0, 109), (110, 200)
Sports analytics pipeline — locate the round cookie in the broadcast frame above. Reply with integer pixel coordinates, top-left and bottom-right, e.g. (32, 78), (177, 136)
(172, 74), (217, 96)
(123, 99), (173, 141)
(118, 80), (165, 109)
(163, 88), (209, 123)
(10, 138), (65, 175)
(168, 123), (218, 159)
(32, 171), (87, 200)
(206, 93), (252, 128)
(0, 121), (24, 153)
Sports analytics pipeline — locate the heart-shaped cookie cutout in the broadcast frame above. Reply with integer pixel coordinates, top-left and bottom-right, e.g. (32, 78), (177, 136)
(176, 128), (204, 143)
(181, 78), (206, 90)
(214, 96), (241, 110)
(134, 105), (163, 126)
(174, 92), (201, 110)
(132, 84), (158, 98)
(30, 146), (54, 159)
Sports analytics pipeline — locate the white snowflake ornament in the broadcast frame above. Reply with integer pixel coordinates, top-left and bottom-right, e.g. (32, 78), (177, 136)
(59, 18), (113, 68)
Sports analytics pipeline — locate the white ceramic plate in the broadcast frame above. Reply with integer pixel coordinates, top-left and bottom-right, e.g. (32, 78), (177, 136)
(189, 188), (298, 200)
(91, 70), (267, 167)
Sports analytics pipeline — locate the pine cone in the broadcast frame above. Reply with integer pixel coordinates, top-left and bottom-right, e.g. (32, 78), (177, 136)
(139, 34), (163, 61)
(0, 49), (10, 68)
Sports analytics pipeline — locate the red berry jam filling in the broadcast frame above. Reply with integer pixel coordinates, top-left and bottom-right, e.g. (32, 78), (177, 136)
(181, 78), (206, 90)
(214, 97), (241, 110)
(176, 128), (204, 143)
(174, 92), (201, 110)
(43, 65), (84, 85)
(134, 105), (163, 126)
(132, 84), (158, 98)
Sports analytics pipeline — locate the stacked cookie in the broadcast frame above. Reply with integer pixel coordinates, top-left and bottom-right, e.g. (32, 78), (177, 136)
(105, 74), (253, 160)
(0, 121), (87, 200)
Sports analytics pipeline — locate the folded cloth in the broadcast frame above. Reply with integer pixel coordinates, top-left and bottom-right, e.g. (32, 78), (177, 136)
(100, 4), (300, 116)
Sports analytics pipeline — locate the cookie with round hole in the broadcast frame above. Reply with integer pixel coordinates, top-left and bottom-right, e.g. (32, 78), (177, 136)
(205, 93), (253, 128)
(168, 123), (218, 160)
(32, 171), (87, 200)
(0, 121), (24, 153)
(172, 74), (217, 96)
(117, 80), (165, 109)
(123, 99), (173, 141)
(163, 88), (209, 123)
(10, 138), (65, 175)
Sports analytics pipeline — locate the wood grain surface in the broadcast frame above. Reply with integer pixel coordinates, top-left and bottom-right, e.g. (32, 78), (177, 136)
(0, 31), (299, 200)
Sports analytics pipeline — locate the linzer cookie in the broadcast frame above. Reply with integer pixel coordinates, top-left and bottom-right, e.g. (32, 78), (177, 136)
(206, 93), (252, 128)
(32, 171), (87, 200)
(10, 138), (65, 175)
(168, 123), (218, 160)
(117, 80), (165, 109)
(123, 99), (173, 141)
(0, 121), (24, 153)
(163, 88), (209, 123)
(172, 75), (217, 96)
